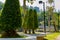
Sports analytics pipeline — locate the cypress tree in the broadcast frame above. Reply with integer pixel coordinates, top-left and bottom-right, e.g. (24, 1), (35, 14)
(1, 0), (22, 37)
(27, 9), (33, 34)
(32, 9), (38, 34)
(23, 10), (28, 34)
(27, 9), (38, 34)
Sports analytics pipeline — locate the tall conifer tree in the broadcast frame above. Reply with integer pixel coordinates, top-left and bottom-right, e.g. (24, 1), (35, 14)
(1, 0), (22, 37)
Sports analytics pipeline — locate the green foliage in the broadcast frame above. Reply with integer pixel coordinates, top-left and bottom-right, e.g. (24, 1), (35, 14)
(1, 0), (22, 31)
(38, 11), (48, 26)
(0, 10), (1, 15)
(0, 17), (1, 32)
(37, 10), (60, 27)
(27, 9), (34, 29)
(1, 34), (26, 38)
(33, 9), (38, 29)
(51, 12), (60, 26)
(27, 9), (38, 30)
(23, 10), (28, 29)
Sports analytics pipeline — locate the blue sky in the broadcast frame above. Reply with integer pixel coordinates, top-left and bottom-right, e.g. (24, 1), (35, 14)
(0, 0), (60, 11)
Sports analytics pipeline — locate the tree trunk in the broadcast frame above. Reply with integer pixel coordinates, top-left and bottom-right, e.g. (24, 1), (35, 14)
(29, 29), (31, 34)
(24, 29), (27, 34)
(53, 22), (58, 32)
(32, 29), (35, 34)
(53, 22), (56, 32)
(47, 10), (51, 32)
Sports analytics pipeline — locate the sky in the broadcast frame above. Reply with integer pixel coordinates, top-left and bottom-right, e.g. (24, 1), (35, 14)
(0, 0), (60, 11)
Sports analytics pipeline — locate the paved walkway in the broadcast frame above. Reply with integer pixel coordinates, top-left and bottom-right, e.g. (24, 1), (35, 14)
(17, 32), (52, 38)
(17, 32), (51, 36)
(56, 35), (60, 40)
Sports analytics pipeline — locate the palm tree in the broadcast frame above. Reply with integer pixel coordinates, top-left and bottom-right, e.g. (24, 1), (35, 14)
(47, 0), (54, 32)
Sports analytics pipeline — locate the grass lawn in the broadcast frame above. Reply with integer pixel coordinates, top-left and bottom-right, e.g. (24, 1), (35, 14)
(44, 32), (60, 40)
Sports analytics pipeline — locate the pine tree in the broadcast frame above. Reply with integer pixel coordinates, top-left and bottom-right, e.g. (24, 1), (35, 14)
(1, 0), (22, 37)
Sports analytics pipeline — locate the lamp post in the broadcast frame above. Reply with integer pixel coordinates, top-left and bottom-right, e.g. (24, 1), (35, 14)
(39, 1), (46, 35)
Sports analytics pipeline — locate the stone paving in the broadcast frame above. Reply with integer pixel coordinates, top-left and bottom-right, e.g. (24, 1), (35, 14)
(17, 32), (51, 37)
